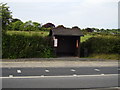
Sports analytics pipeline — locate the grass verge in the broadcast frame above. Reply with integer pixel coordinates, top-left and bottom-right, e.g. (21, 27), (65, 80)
(81, 34), (93, 42)
(6, 31), (49, 37)
(88, 53), (120, 60)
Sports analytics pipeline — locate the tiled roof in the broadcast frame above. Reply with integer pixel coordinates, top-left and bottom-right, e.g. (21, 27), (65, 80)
(51, 27), (84, 36)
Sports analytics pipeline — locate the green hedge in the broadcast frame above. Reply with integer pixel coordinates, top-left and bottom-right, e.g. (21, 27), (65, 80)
(2, 33), (54, 59)
(81, 35), (120, 57)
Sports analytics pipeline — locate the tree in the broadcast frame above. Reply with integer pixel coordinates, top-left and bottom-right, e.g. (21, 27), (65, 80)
(11, 20), (23, 30)
(7, 18), (22, 30)
(20, 20), (42, 31)
(33, 22), (41, 30)
(91, 28), (100, 32)
(56, 25), (65, 28)
(23, 20), (34, 31)
(85, 28), (94, 32)
(11, 18), (22, 23)
(100, 28), (105, 32)
(19, 20), (40, 31)
(72, 26), (81, 30)
(19, 23), (25, 31)
(42, 23), (55, 28)
(0, 3), (12, 31)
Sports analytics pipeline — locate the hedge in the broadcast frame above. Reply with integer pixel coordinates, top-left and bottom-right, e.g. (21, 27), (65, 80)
(81, 35), (120, 57)
(2, 33), (54, 59)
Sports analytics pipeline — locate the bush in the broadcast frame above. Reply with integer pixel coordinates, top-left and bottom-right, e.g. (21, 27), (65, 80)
(81, 35), (120, 57)
(2, 33), (54, 59)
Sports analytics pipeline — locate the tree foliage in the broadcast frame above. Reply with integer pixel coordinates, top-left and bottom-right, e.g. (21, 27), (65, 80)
(11, 21), (23, 30)
(11, 18), (21, 23)
(56, 25), (65, 28)
(0, 3), (12, 31)
(21, 20), (41, 31)
(42, 23), (55, 28)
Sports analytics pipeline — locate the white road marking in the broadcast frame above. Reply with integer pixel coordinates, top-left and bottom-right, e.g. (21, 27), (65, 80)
(9, 75), (13, 78)
(1, 74), (118, 79)
(71, 69), (76, 72)
(94, 69), (100, 72)
(101, 74), (105, 75)
(73, 74), (77, 76)
(17, 70), (21, 73)
(45, 70), (49, 72)
(41, 75), (45, 77)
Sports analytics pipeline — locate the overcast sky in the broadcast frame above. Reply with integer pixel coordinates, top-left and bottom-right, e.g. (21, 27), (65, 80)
(1, 0), (119, 29)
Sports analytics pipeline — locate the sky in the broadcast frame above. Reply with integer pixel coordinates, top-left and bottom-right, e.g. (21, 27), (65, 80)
(1, 0), (119, 29)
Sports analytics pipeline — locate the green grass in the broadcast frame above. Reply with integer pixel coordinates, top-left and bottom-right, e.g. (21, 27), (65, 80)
(88, 54), (120, 60)
(6, 31), (49, 37)
(81, 34), (118, 43)
(81, 34), (93, 42)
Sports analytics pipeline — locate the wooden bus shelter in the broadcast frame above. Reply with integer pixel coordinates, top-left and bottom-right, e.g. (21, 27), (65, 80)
(49, 27), (84, 57)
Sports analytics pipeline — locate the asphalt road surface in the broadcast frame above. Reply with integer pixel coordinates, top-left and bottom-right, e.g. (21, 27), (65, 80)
(2, 67), (119, 76)
(1, 66), (119, 89)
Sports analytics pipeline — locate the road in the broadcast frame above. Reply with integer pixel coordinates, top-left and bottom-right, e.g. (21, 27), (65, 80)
(1, 66), (119, 89)
(2, 67), (119, 76)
